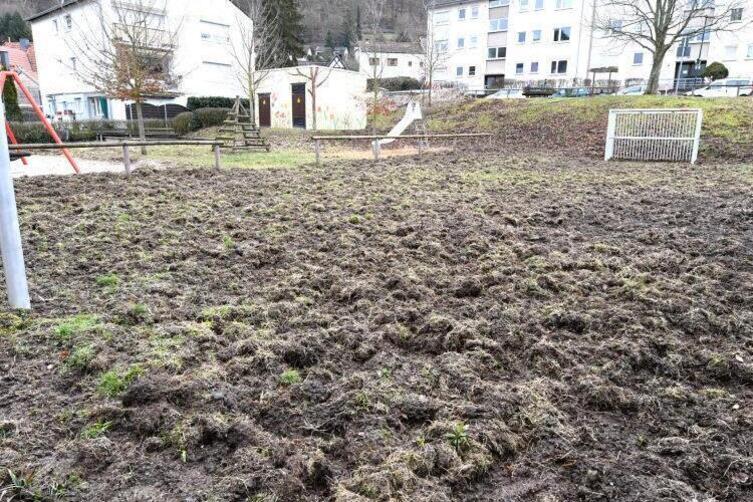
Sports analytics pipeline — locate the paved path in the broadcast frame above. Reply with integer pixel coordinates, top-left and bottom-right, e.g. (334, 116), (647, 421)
(10, 154), (130, 178)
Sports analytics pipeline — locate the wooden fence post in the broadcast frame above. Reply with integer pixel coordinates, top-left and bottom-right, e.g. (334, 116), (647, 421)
(123, 144), (131, 175)
(315, 139), (321, 166)
(373, 140), (381, 161)
(214, 144), (222, 171)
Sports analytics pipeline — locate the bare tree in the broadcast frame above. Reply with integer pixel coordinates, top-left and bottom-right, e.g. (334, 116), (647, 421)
(362, 0), (386, 133)
(62, 0), (181, 153)
(294, 65), (333, 131)
(420, 0), (446, 108)
(595, 0), (748, 94)
(231, 0), (281, 128)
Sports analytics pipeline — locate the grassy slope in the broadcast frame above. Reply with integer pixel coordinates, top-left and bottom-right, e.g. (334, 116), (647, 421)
(427, 96), (753, 161)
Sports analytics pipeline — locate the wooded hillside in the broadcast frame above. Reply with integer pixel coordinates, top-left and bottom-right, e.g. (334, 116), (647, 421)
(15, 0), (427, 45)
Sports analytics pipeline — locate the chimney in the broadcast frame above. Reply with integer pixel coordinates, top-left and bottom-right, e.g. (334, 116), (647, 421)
(20, 39), (30, 50)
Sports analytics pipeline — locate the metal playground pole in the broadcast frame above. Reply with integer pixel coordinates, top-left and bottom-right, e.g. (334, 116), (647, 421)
(0, 102), (31, 309)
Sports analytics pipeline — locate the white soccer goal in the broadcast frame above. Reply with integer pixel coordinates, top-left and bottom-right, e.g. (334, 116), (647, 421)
(605, 109), (703, 164)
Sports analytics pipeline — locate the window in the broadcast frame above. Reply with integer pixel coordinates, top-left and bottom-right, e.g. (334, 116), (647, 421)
(70, 57), (77, 70)
(555, 0), (573, 8)
(553, 27), (571, 42)
(748, 43), (753, 59)
(535, 0), (544, 8)
(518, 31), (526, 43)
(0, 51), (8, 69)
(469, 65), (477, 76)
(488, 46), (507, 59)
(200, 21), (231, 44)
(458, 8), (466, 20)
(731, 8), (743, 21)
(408, 61), (413, 67)
(532, 29), (541, 42)
(489, 18), (508, 31)
(551, 60), (568, 73)
(471, 5), (480, 18)
(458, 37), (465, 49)
(633, 52), (644, 65)
(677, 43), (692, 57)
(64, 14), (72, 31)
(608, 19), (623, 30)
(531, 61), (539, 73)
(692, 30), (711, 42)
(434, 11), (449, 25)
(520, 0), (530, 9)
(457, 66), (464, 77)
(469, 35), (479, 48)
(490, 0), (511, 6)
(725, 45), (738, 60)
(387, 58), (398, 66)
(516, 63), (524, 74)
(369, 57), (379, 66)
(435, 39), (449, 53)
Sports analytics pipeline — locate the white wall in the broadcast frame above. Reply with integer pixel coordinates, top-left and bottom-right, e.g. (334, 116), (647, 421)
(355, 49), (425, 81)
(255, 67), (367, 130)
(30, 0), (250, 120)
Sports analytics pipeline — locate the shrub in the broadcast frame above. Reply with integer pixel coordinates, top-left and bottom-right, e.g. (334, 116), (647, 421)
(703, 62), (729, 81)
(367, 77), (423, 92)
(192, 108), (230, 129)
(523, 86), (557, 97)
(187, 96), (249, 110)
(2, 70), (22, 122)
(173, 112), (196, 136)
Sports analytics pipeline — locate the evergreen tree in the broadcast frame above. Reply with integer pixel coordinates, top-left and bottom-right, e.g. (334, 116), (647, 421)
(356, 6), (362, 40)
(340, 7), (356, 50)
(325, 31), (335, 50)
(0, 12), (32, 42)
(1, 67), (23, 122)
(268, 0), (304, 67)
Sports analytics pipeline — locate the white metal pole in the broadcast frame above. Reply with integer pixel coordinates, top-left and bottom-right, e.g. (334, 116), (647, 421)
(605, 110), (616, 161)
(0, 102), (31, 309)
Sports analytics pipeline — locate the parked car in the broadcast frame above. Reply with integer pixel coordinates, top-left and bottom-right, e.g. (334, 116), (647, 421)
(688, 78), (753, 97)
(550, 87), (590, 98)
(618, 85), (646, 95)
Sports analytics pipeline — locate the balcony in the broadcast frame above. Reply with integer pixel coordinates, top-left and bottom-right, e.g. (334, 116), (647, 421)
(113, 23), (175, 51)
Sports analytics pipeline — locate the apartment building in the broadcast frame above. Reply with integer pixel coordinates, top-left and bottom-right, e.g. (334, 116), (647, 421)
(428, 0), (753, 90)
(28, 0), (251, 121)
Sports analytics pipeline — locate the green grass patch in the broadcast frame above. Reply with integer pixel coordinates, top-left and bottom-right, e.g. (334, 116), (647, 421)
(279, 369), (302, 386)
(55, 314), (102, 342)
(95, 274), (119, 287)
(81, 420), (112, 439)
(98, 365), (144, 397)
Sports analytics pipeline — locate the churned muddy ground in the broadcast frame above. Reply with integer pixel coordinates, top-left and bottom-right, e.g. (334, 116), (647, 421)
(1, 153), (752, 501)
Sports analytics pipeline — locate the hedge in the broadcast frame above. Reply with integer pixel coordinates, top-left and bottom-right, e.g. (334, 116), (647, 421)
(187, 96), (249, 111)
(8, 119), (176, 144)
(171, 108), (230, 136)
(367, 77), (422, 92)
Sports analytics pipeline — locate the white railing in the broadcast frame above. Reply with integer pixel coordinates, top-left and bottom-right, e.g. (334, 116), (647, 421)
(605, 109), (703, 164)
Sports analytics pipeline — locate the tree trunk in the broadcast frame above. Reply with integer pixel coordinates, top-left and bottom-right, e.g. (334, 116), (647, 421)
(135, 100), (147, 155)
(646, 56), (664, 95)
(311, 88), (318, 131)
(248, 74), (257, 128)
(428, 74), (433, 108)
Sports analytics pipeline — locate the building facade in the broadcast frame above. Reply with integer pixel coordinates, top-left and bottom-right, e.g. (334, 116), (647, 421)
(28, 0), (250, 121)
(428, 0), (753, 90)
(254, 67), (368, 130)
(355, 42), (425, 81)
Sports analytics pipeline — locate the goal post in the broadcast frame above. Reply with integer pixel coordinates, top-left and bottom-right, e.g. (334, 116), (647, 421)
(0, 101), (31, 309)
(605, 109), (703, 164)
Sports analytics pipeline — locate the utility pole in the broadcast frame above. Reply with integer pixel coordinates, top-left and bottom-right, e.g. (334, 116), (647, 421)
(0, 101), (31, 309)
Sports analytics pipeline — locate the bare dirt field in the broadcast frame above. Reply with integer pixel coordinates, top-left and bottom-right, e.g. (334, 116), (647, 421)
(1, 153), (752, 501)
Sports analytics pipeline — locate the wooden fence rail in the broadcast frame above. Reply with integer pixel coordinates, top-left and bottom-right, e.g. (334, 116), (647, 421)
(310, 133), (493, 164)
(9, 140), (223, 175)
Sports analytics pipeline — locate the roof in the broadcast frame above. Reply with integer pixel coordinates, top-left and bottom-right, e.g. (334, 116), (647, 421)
(26, 0), (84, 23)
(427, 0), (477, 8)
(358, 41), (422, 55)
(3, 42), (37, 72)
(0, 42), (38, 78)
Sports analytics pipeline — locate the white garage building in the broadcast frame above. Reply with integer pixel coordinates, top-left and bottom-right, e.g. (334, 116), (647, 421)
(255, 66), (368, 131)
